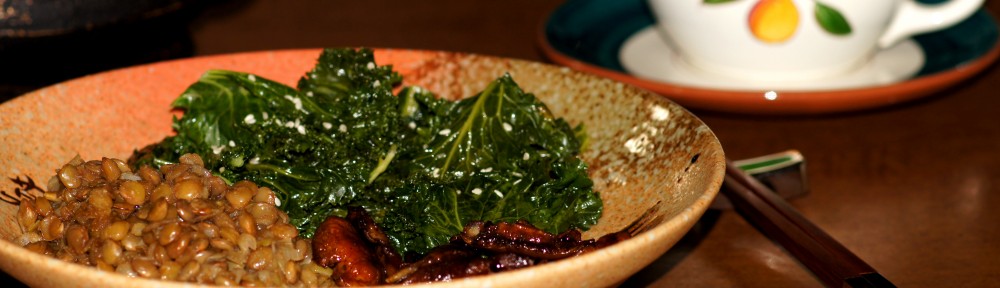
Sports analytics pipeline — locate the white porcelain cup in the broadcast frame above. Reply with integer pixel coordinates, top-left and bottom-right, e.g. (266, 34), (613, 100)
(647, 0), (984, 81)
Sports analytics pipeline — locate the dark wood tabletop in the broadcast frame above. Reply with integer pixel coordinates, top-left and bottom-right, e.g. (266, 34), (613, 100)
(3, 0), (999, 287)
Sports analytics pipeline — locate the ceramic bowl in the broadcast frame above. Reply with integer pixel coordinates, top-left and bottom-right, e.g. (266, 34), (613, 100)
(0, 49), (725, 288)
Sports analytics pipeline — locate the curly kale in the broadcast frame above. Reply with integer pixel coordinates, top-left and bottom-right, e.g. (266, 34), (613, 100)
(132, 48), (601, 255)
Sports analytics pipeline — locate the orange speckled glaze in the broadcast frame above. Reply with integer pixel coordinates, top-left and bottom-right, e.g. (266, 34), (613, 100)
(0, 48), (724, 288)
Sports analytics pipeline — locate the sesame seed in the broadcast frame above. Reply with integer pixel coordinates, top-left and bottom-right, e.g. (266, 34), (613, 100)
(249, 157), (260, 165)
(339, 124), (348, 133)
(408, 121), (416, 129)
(523, 152), (530, 160)
(471, 188), (483, 195)
(212, 145), (224, 154)
(219, 167), (226, 173)
(439, 129), (451, 136)
(323, 122), (333, 129)
(229, 140), (236, 147)
(367, 62), (375, 69)
(248, 75), (256, 82)
(480, 167), (493, 173)
(284, 95), (304, 112)
(503, 122), (513, 132)
(493, 190), (504, 198)
(306, 91), (314, 97)
(244, 114), (256, 125)
(263, 112), (269, 120)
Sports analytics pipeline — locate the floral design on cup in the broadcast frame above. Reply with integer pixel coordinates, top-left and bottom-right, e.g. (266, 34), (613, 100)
(649, 0), (982, 80)
(707, 0), (852, 43)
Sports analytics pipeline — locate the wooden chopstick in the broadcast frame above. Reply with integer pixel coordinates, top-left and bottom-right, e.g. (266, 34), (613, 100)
(722, 160), (896, 288)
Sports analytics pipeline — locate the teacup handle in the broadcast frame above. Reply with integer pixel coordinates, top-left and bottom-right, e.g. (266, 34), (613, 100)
(878, 0), (984, 48)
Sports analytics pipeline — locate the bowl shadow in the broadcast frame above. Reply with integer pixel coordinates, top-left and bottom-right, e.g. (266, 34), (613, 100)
(619, 209), (722, 287)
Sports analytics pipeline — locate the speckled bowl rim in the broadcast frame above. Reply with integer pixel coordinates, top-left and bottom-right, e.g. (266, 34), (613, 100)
(0, 48), (725, 288)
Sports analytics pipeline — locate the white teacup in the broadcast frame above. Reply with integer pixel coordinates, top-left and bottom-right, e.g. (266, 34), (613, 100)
(647, 0), (985, 81)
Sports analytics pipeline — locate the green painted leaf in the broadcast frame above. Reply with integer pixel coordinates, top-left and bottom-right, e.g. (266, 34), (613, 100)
(814, 2), (852, 35)
(704, 0), (737, 4)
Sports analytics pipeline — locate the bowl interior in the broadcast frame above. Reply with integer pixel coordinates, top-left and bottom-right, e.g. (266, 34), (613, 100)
(0, 49), (724, 288)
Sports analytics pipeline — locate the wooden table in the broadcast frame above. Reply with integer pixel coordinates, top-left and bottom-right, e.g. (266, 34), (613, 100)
(4, 0), (999, 286)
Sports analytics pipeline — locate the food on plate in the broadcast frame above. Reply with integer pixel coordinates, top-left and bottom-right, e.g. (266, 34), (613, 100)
(17, 154), (333, 286)
(15, 152), (629, 286)
(16, 48), (627, 286)
(15, 153), (630, 286)
(311, 208), (631, 285)
(131, 48), (602, 256)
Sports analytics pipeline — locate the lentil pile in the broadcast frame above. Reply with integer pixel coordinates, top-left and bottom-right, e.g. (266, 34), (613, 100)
(16, 154), (334, 286)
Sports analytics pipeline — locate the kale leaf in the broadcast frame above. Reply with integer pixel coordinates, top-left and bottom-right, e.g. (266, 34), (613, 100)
(376, 77), (602, 254)
(133, 48), (601, 255)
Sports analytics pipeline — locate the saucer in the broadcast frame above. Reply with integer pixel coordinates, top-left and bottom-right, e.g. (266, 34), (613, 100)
(539, 0), (1000, 115)
(620, 27), (924, 91)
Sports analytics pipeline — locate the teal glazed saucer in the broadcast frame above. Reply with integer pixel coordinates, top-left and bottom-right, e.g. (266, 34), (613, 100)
(540, 0), (1000, 115)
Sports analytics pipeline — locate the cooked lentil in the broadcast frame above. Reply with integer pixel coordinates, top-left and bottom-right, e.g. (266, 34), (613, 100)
(16, 154), (334, 287)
